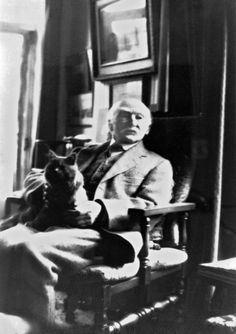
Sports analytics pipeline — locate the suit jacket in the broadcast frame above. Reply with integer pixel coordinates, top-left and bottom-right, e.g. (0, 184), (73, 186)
(77, 141), (174, 231)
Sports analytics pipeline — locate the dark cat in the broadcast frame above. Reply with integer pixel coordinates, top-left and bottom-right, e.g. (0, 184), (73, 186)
(25, 150), (88, 231)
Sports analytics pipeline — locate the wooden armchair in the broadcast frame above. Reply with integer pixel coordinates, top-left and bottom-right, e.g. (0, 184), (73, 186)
(54, 200), (195, 334)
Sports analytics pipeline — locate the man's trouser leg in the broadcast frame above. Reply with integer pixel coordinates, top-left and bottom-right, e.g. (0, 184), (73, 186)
(0, 224), (101, 329)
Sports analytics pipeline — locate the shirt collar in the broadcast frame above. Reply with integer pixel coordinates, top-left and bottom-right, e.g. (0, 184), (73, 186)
(110, 138), (138, 151)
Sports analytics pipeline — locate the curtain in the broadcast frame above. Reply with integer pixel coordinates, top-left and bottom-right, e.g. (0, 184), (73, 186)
(181, 0), (232, 262)
(198, 0), (236, 261)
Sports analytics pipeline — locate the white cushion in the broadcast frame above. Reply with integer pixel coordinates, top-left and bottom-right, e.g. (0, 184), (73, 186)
(80, 257), (140, 282)
(78, 248), (187, 282)
(149, 247), (188, 270)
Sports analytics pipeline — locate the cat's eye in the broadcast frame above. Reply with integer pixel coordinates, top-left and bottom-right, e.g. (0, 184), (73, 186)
(65, 154), (76, 165)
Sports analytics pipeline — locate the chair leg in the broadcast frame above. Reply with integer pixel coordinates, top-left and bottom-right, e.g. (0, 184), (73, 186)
(64, 284), (111, 334)
(106, 295), (179, 333)
(64, 294), (74, 324)
(93, 285), (111, 334)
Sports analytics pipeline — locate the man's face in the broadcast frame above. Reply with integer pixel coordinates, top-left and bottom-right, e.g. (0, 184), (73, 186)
(109, 108), (151, 145)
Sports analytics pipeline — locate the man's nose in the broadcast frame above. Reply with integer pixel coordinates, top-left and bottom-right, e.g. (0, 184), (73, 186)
(130, 114), (138, 125)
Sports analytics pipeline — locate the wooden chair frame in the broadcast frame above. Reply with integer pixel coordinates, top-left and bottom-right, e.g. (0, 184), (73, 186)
(60, 202), (195, 333)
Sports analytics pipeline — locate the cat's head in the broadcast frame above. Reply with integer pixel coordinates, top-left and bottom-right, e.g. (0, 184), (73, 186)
(47, 149), (77, 164)
(44, 150), (83, 190)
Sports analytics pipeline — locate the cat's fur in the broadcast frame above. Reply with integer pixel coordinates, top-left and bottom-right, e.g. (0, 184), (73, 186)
(24, 150), (88, 231)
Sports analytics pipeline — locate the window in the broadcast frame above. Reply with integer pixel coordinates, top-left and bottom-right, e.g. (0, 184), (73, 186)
(0, 0), (46, 216)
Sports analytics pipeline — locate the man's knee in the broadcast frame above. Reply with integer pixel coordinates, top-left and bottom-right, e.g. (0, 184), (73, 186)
(0, 224), (34, 249)
(14, 239), (59, 286)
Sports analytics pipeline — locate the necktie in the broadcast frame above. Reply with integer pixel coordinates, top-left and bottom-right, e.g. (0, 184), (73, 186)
(84, 143), (124, 199)
(108, 142), (124, 156)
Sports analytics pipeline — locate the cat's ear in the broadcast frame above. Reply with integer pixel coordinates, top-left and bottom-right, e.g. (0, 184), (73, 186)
(47, 149), (58, 161)
(65, 152), (77, 165)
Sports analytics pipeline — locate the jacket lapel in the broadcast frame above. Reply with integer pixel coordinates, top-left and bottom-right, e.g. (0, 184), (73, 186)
(101, 141), (148, 182)
(77, 141), (110, 172)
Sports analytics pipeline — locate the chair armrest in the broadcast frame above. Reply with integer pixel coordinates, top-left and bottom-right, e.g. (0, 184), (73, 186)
(128, 202), (195, 218)
(128, 202), (196, 276)
(5, 190), (25, 217)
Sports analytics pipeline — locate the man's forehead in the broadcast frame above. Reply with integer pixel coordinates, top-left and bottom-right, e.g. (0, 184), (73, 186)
(117, 107), (148, 116)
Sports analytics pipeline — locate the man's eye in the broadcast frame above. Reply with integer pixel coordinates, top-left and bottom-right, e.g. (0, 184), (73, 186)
(136, 114), (144, 120)
(119, 116), (129, 122)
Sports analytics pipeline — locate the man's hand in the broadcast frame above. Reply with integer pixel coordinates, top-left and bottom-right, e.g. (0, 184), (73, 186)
(63, 201), (102, 228)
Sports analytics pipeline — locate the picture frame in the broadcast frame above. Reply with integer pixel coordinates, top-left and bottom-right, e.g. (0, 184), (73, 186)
(91, 0), (155, 80)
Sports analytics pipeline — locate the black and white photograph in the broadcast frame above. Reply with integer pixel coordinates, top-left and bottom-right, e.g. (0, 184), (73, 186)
(0, 0), (235, 333)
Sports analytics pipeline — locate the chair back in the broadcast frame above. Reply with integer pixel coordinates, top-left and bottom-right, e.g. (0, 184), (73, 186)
(144, 117), (195, 246)
(144, 117), (195, 204)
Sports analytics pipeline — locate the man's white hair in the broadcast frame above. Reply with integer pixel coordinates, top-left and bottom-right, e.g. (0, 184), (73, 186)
(107, 98), (152, 125)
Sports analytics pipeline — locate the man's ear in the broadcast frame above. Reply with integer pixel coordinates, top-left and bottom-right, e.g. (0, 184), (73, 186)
(47, 149), (57, 161)
(145, 124), (151, 135)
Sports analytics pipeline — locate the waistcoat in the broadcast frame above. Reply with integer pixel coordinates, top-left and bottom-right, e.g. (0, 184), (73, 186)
(83, 145), (124, 200)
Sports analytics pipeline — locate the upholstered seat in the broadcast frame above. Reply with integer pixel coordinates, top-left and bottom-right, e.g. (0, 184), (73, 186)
(74, 247), (188, 283)
(76, 257), (140, 283)
(149, 247), (188, 270)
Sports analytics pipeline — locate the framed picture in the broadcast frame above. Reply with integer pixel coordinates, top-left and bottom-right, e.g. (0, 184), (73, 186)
(91, 0), (155, 80)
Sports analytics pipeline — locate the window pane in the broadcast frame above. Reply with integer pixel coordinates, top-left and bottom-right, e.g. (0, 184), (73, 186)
(0, 32), (23, 213)
(0, 0), (45, 27)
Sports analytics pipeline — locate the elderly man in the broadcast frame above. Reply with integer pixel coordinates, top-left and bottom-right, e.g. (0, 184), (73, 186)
(0, 98), (173, 332)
